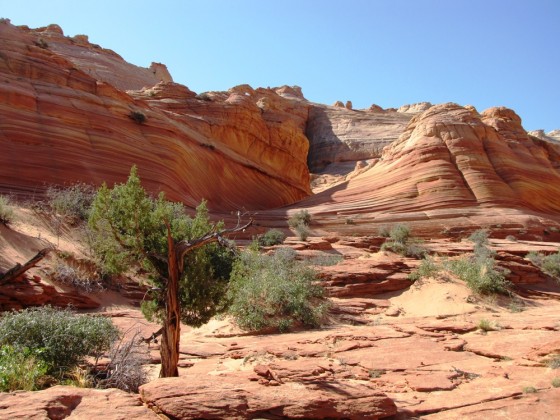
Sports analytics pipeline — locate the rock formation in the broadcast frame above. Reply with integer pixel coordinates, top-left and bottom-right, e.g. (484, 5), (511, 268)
(0, 21), (310, 210)
(296, 103), (560, 238)
(305, 104), (411, 171)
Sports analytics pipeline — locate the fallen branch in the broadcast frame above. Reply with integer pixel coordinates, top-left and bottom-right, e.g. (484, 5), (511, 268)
(0, 248), (52, 285)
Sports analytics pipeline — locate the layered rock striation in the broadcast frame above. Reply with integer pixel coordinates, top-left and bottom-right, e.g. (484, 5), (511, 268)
(0, 21), (310, 210)
(297, 103), (560, 232)
(305, 104), (412, 171)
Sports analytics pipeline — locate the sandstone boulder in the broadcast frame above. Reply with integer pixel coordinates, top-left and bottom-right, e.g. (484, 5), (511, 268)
(140, 373), (397, 419)
(0, 386), (158, 419)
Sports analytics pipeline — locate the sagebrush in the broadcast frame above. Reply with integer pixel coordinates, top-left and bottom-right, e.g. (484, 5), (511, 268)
(257, 229), (285, 246)
(227, 247), (329, 332)
(0, 195), (14, 225)
(47, 183), (96, 222)
(0, 306), (119, 377)
(527, 250), (560, 281)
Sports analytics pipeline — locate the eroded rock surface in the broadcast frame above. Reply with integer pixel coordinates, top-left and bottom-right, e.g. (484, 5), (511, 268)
(0, 386), (159, 419)
(0, 21), (310, 210)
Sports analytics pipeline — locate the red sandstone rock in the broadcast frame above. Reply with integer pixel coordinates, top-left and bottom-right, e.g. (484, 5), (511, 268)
(0, 386), (159, 419)
(140, 373), (397, 419)
(0, 21), (310, 210)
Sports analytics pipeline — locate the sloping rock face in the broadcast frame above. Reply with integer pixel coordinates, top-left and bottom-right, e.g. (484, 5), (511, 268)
(296, 103), (560, 236)
(0, 21), (310, 210)
(306, 104), (411, 171)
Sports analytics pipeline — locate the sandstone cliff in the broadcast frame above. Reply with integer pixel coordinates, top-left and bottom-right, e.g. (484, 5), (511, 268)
(289, 103), (560, 238)
(0, 21), (310, 210)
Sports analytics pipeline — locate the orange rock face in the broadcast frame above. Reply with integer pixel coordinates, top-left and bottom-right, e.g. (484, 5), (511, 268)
(296, 103), (560, 237)
(0, 21), (310, 210)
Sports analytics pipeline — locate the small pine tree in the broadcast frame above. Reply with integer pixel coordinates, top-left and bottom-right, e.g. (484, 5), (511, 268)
(88, 166), (249, 377)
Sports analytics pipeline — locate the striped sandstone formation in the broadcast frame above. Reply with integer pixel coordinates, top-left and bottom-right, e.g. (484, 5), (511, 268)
(0, 21), (310, 210)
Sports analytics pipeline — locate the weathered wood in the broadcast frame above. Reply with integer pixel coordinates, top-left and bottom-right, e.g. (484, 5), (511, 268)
(0, 248), (52, 285)
(158, 218), (252, 378)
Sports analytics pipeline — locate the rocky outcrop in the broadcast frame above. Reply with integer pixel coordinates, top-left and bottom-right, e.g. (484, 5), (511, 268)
(305, 104), (412, 171)
(23, 23), (172, 91)
(0, 386), (159, 419)
(0, 274), (99, 311)
(140, 373), (397, 419)
(529, 129), (560, 143)
(296, 103), (560, 235)
(0, 21), (310, 210)
(397, 101), (433, 113)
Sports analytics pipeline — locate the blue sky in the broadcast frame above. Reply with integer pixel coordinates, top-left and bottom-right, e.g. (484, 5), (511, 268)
(2, 0), (559, 131)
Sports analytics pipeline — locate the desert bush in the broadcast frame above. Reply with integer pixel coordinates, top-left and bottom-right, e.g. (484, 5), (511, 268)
(257, 229), (286, 247)
(380, 224), (426, 258)
(129, 110), (147, 124)
(389, 224), (411, 244)
(288, 209), (311, 229)
(444, 230), (511, 295)
(408, 256), (441, 282)
(523, 386), (537, 393)
(0, 306), (119, 377)
(378, 225), (391, 237)
(47, 183), (96, 222)
(0, 345), (48, 391)
(548, 355), (560, 369)
(445, 256), (511, 295)
(0, 195), (14, 225)
(294, 223), (310, 241)
(227, 247), (329, 332)
(288, 210), (312, 241)
(527, 250), (560, 280)
(477, 318), (500, 333)
(50, 262), (104, 293)
(99, 329), (149, 392)
(552, 377), (560, 388)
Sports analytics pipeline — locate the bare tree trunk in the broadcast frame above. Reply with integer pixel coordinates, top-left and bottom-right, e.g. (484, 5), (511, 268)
(158, 218), (252, 377)
(159, 230), (181, 378)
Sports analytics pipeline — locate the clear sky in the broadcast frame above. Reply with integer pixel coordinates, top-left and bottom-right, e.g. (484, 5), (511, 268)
(2, 0), (559, 131)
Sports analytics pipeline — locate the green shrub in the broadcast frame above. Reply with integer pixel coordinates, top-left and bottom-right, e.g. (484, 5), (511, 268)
(408, 256), (441, 281)
(0, 306), (119, 376)
(257, 229), (286, 247)
(378, 226), (391, 237)
(0, 345), (48, 391)
(0, 195), (14, 225)
(469, 229), (489, 247)
(47, 183), (96, 222)
(389, 224), (411, 244)
(227, 247), (329, 333)
(294, 223), (310, 241)
(288, 210), (312, 241)
(523, 386), (537, 393)
(380, 224), (426, 258)
(477, 318), (497, 332)
(288, 209), (311, 229)
(548, 355), (560, 369)
(552, 377), (560, 388)
(527, 251), (560, 280)
(445, 256), (511, 295)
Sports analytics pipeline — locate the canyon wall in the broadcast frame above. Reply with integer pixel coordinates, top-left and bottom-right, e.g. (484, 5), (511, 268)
(0, 21), (310, 210)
